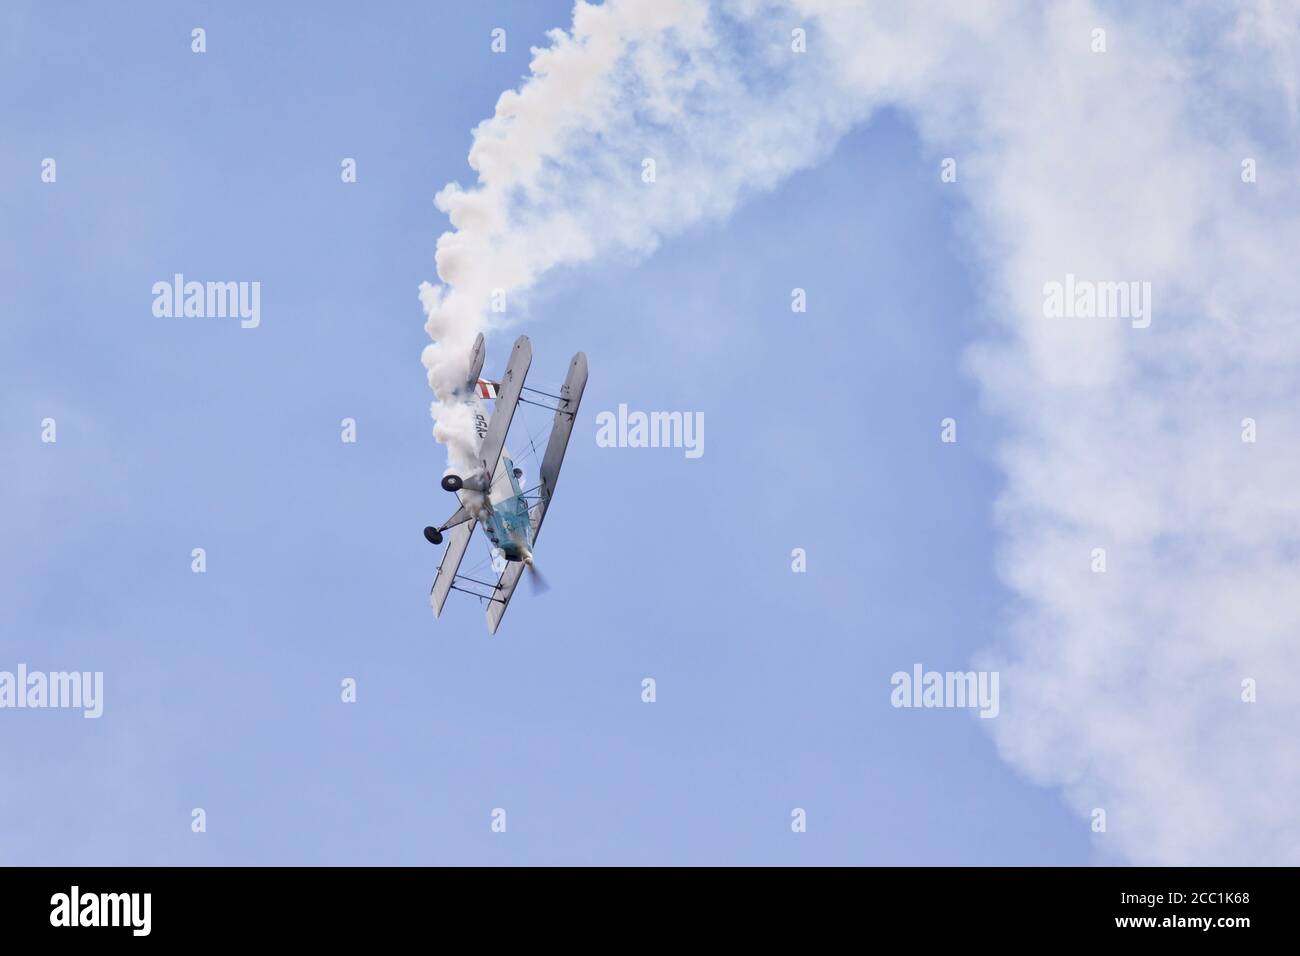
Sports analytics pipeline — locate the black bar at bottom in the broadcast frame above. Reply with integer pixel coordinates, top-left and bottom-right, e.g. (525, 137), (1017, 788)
(0, 866), (1282, 942)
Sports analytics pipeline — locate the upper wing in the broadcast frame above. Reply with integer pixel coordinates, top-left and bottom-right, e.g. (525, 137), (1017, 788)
(484, 351), (588, 636)
(430, 518), (475, 618)
(536, 351), (588, 531)
(476, 335), (531, 481)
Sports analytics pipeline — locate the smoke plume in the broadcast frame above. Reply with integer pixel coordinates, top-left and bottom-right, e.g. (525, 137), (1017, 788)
(423, 0), (1300, 862)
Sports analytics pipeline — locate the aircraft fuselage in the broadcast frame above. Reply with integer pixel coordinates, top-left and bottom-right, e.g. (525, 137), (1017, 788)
(450, 391), (533, 563)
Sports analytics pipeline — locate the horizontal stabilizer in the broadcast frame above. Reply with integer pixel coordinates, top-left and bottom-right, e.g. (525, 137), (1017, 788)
(463, 333), (486, 393)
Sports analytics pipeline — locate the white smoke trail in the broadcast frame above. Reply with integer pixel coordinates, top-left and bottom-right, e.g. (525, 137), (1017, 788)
(420, 0), (708, 471)
(794, 0), (1300, 864)
(424, 0), (1300, 862)
(419, 0), (870, 471)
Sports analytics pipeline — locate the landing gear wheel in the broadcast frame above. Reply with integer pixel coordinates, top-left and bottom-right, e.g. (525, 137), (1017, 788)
(423, 526), (443, 545)
(441, 474), (463, 492)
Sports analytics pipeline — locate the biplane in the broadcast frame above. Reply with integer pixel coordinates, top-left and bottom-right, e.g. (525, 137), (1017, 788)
(423, 333), (588, 634)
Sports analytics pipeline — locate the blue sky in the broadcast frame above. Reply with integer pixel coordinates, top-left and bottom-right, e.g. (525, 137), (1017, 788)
(0, 1), (1098, 864)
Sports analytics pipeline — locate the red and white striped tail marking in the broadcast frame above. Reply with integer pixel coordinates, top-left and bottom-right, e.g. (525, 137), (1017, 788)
(476, 380), (500, 399)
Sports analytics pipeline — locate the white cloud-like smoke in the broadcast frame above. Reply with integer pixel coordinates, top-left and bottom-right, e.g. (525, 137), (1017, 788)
(420, 0), (875, 469)
(423, 0), (1300, 863)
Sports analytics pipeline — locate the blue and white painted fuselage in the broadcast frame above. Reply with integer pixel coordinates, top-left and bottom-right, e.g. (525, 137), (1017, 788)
(476, 455), (534, 563)
(447, 387), (536, 566)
